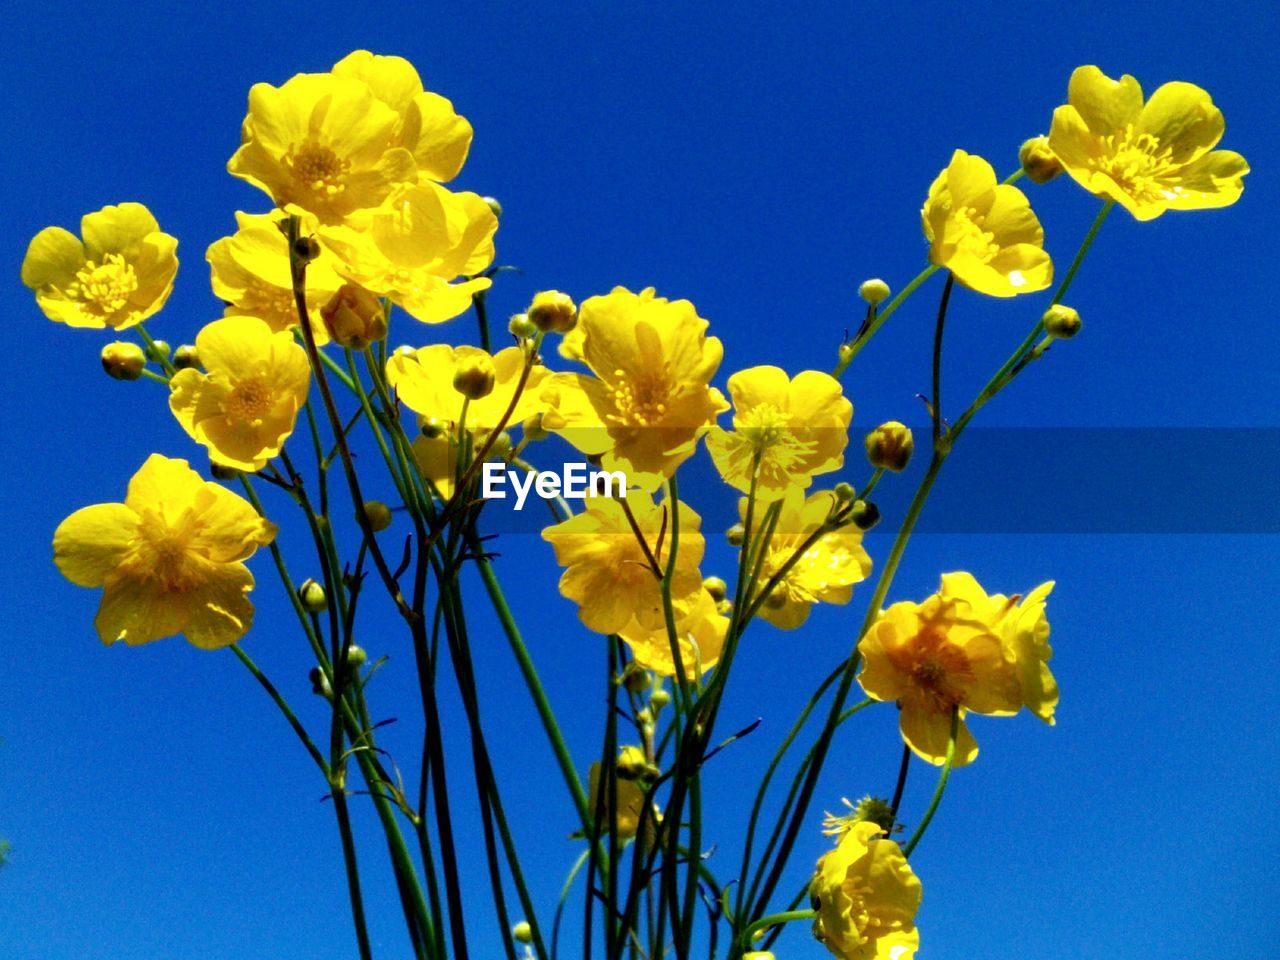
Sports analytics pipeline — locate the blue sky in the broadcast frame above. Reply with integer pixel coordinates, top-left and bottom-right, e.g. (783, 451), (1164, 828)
(2, 1), (1277, 958)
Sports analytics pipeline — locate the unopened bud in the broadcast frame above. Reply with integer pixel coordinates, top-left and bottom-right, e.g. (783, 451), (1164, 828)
(1042, 303), (1082, 339)
(616, 745), (650, 779)
(321, 283), (387, 350)
(527, 290), (577, 334)
(851, 500), (880, 531)
(293, 235), (322, 262)
(865, 421), (914, 472)
(649, 688), (671, 709)
(838, 342), (855, 365)
(299, 578), (328, 613)
(483, 430), (512, 459)
(452, 354), (496, 400)
(726, 523), (746, 547)
(210, 462), (242, 481)
(859, 278), (891, 305)
(145, 339), (170, 363)
(344, 645), (368, 669)
(702, 576), (727, 602)
(419, 415), (446, 439)
(508, 313), (537, 339)
(309, 666), (332, 700)
(360, 500), (393, 533)
(482, 196), (503, 219)
(833, 481), (856, 503)
(522, 413), (548, 441)
(623, 668), (651, 694)
(172, 344), (199, 370)
(1019, 136), (1063, 185)
(100, 342), (146, 381)
(715, 599), (733, 616)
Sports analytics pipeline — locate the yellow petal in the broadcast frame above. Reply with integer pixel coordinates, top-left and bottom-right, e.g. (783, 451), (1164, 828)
(53, 503), (140, 587)
(1067, 65), (1143, 133)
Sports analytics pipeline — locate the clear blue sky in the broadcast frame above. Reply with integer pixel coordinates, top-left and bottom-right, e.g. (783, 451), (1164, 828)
(3, 1), (1277, 958)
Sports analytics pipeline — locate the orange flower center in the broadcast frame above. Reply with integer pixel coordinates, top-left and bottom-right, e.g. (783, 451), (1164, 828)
(69, 253), (139, 315)
(950, 207), (1000, 262)
(608, 370), (672, 428)
(285, 140), (350, 197)
(739, 402), (815, 472)
(226, 377), (273, 421)
(1098, 126), (1181, 202)
(905, 627), (974, 713)
(134, 513), (203, 592)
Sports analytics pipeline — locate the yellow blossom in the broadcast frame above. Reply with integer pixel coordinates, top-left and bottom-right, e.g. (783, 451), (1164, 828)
(541, 287), (728, 487)
(750, 490), (872, 630)
(707, 366), (852, 500)
(206, 211), (343, 342)
(922, 150), (1052, 297)
(331, 50), (472, 184)
(542, 492), (705, 635)
(168, 316), (311, 471)
(21, 202), (178, 330)
(857, 578), (1025, 766)
(810, 820), (921, 960)
(1047, 65), (1248, 220)
(587, 758), (657, 840)
(387, 345), (548, 433)
(320, 180), (497, 324)
(228, 70), (416, 223)
(618, 589), (727, 678)
(52, 454), (276, 648)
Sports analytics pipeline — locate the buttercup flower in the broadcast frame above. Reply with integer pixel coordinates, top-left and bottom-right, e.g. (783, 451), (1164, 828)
(810, 820), (921, 960)
(750, 490), (872, 630)
(228, 70), (415, 223)
(542, 492), (705, 635)
(331, 50), (473, 183)
(53, 454), (276, 648)
(21, 202), (178, 330)
(206, 211), (343, 341)
(1047, 65), (1248, 220)
(618, 589), (727, 678)
(937, 572), (1058, 723)
(707, 366), (852, 501)
(320, 180), (497, 324)
(922, 150), (1053, 297)
(387, 345), (549, 433)
(541, 287), (728, 487)
(857, 577), (1024, 766)
(169, 316), (311, 471)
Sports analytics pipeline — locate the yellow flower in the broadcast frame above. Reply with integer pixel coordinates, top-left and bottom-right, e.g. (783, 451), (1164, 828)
(387, 345), (548, 433)
(707, 366), (852, 501)
(542, 492), (705, 635)
(1047, 66), (1249, 221)
(52, 454), (276, 648)
(810, 820), (921, 960)
(206, 211), (343, 342)
(618, 589), (727, 678)
(320, 180), (497, 324)
(168, 316), (311, 471)
(857, 579), (1023, 766)
(228, 70), (416, 223)
(587, 758), (657, 840)
(922, 150), (1052, 298)
(541, 287), (728, 487)
(937, 572), (1058, 724)
(331, 50), (473, 184)
(21, 202), (178, 330)
(751, 490), (872, 630)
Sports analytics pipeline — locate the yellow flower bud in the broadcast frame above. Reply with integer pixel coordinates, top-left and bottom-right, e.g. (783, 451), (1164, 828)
(715, 598), (733, 616)
(452, 354), (496, 400)
(1019, 136), (1063, 185)
(172, 344), (199, 370)
(419, 415), (447, 439)
(345, 644), (368, 669)
(482, 196), (503, 219)
(744, 953), (776, 960)
(623, 668), (652, 694)
(527, 290), (577, 334)
(864, 421), (914, 472)
(100, 341), (146, 381)
(299, 578), (328, 613)
(1043, 303), (1082, 339)
(508, 313), (537, 339)
(484, 430), (513, 459)
(833, 481), (856, 503)
(360, 500), (393, 533)
(145, 339), (170, 363)
(522, 413), (548, 441)
(851, 500), (880, 531)
(702, 576), (727, 602)
(321, 283), (387, 350)
(859, 278), (891, 305)
(293, 234), (322, 262)
(617, 745), (650, 780)
(726, 523), (746, 546)
(308, 666), (332, 700)
(650, 688), (671, 710)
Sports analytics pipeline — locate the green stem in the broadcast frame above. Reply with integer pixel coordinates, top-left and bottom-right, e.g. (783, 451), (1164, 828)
(833, 264), (940, 376)
(902, 708), (959, 857)
(737, 909), (815, 951)
(229, 644), (327, 774)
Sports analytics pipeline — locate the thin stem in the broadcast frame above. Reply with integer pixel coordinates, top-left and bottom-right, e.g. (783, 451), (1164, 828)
(888, 744), (911, 819)
(737, 910), (815, 952)
(331, 787), (375, 960)
(931, 272), (955, 444)
(833, 264), (940, 376)
(902, 709), (959, 857)
(229, 644), (327, 774)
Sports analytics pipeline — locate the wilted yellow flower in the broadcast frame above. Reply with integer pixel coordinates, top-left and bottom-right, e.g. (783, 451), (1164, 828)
(618, 589), (727, 678)
(169, 316), (311, 471)
(857, 579), (1023, 766)
(321, 180), (497, 324)
(21, 202), (178, 330)
(52, 454), (276, 648)
(541, 287), (728, 487)
(388, 345), (548, 433)
(707, 366), (852, 501)
(1048, 65), (1248, 220)
(542, 492), (705, 635)
(751, 490), (872, 630)
(810, 820), (921, 960)
(937, 572), (1058, 724)
(922, 150), (1052, 298)
(206, 211), (343, 341)
(331, 50), (472, 184)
